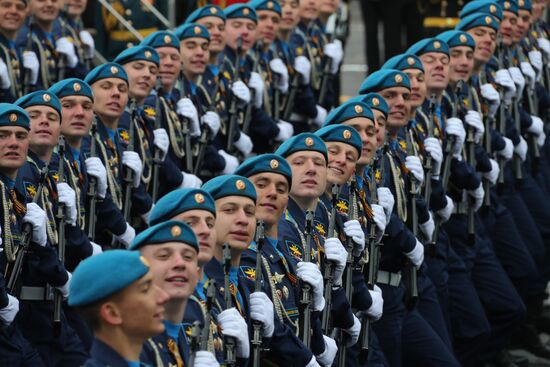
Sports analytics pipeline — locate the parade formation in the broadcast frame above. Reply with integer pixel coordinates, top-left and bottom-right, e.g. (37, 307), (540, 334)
(1, 0), (550, 366)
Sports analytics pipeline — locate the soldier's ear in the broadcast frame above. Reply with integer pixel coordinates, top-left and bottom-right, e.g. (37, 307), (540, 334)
(99, 301), (124, 326)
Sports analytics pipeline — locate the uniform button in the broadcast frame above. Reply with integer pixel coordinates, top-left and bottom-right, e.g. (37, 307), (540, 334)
(125, 9), (132, 15)
(127, 20), (133, 26)
(126, 43), (133, 48)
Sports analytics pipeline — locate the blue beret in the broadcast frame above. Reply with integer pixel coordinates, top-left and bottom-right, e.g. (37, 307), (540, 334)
(149, 188), (216, 225)
(518, 0), (532, 11)
(185, 5), (226, 23)
(249, 0), (281, 15)
(114, 46), (159, 67)
(202, 175), (257, 202)
(497, 0), (519, 14)
(275, 132), (328, 161)
(358, 69), (410, 94)
(85, 62), (128, 85)
(15, 91), (61, 117)
(141, 31), (180, 49)
(382, 54), (424, 72)
(456, 13), (500, 32)
(437, 30), (476, 49)
(174, 23), (210, 41)
(68, 250), (149, 307)
(323, 100), (374, 127)
(130, 220), (199, 252)
(0, 103), (30, 130)
(49, 78), (94, 101)
(235, 154), (292, 187)
(460, 1), (503, 21)
(224, 3), (257, 22)
(348, 93), (389, 117)
(315, 125), (362, 157)
(407, 38), (450, 56)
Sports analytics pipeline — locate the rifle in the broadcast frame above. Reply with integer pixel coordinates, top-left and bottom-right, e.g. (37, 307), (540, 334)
(242, 40), (264, 135)
(222, 243), (236, 367)
(57, 5), (69, 83)
(226, 37), (243, 153)
(53, 136), (67, 336)
(282, 69), (300, 121)
(318, 8), (340, 106)
(273, 72), (281, 120)
(7, 166), (48, 296)
(23, 16), (35, 95)
(321, 183), (340, 334)
(178, 69), (193, 172)
(405, 127), (418, 308)
(86, 116), (98, 241)
(189, 279), (217, 366)
(464, 86), (476, 243)
(496, 36), (507, 191)
(251, 221), (265, 367)
(423, 94), (436, 210)
(151, 77), (163, 202)
(123, 99), (137, 222)
(187, 321), (202, 367)
(299, 210), (314, 348)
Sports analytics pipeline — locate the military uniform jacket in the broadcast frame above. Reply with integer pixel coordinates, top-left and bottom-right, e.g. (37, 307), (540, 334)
(85, 338), (149, 367)
(0, 33), (24, 102)
(141, 327), (190, 367)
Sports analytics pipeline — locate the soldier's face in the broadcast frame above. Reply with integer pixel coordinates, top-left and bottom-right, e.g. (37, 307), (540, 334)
(214, 196), (256, 251)
(467, 26), (497, 66)
(343, 117), (376, 166)
(180, 38), (209, 77)
(60, 95), (93, 139)
(280, 0), (299, 31)
(404, 68), (426, 109)
(533, 0), (547, 20)
(0, 126), (28, 175)
(373, 110), (387, 149)
(65, 0), (85, 17)
(140, 242), (199, 301)
(419, 52), (449, 94)
(156, 46), (181, 88)
(196, 16), (225, 53)
(225, 18), (257, 52)
(449, 46), (474, 85)
(29, 0), (59, 22)
(326, 141), (357, 185)
(500, 11), (518, 46)
(91, 78), (129, 120)
(287, 150), (327, 200)
(172, 209), (216, 267)
(379, 86), (410, 130)
(320, 0), (339, 15)
(124, 61), (158, 100)
(515, 10), (532, 41)
(257, 10), (281, 46)
(299, 0), (320, 21)
(27, 105), (61, 150)
(249, 172), (289, 227)
(0, 0), (26, 34)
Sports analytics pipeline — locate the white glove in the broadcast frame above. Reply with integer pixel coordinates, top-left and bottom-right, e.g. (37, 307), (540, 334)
(234, 132), (253, 155)
(464, 110), (485, 144)
(480, 83), (500, 117)
(294, 55), (311, 85)
(114, 223), (135, 248)
(538, 38), (550, 60)
(22, 51), (39, 85)
(231, 80), (251, 105)
(0, 295), (19, 325)
(324, 41), (343, 74)
(176, 98), (200, 137)
(528, 115), (544, 136)
(269, 58), (289, 93)
(217, 308), (250, 359)
(538, 132), (546, 148)
(419, 213), (435, 243)
(153, 128), (169, 161)
(0, 59), (10, 89)
(296, 261), (325, 311)
(23, 202), (47, 247)
(122, 151), (142, 188)
(306, 357), (321, 367)
(520, 61), (536, 88)
(55, 272), (71, 299)
(529, 50), (543, 79)
(372, 204), (387, 243)
(344, 219), (365, 256)
(90, 241), (103, 256)
(424, 137), (443, 176)
(445, 117), (466, 158)
(180, 172), (202, 189)
(405, 155), (425, 186)
(508, 67), (525, 99)
(404, 239), (424, 267)
(194, 351), (220, 367)
(79, 30), (95, 58)
(249, 292), (275, 338)
(201, 111), (221, 137)
(468, 184), (484, 212)
(343, 315), (361, 347)
(276, 120), (294, 141)
(218, 149), (239, 174)
(497, 137), (514, 161)
(316, 335), (338, 367)
(436, 195), (454, 223)
(377, 187), (394, 223)
(483, 159), (500, 185)
(57, 182), (77, 226)
(141, 206), (152, 225)
(495, 69), (516, 105)
(324, 237), (347, 286)
(249, 72), (264, 108)
(310, 105), (328, 128)
(515, 136), (528, 162)
(363, 285), (384, 321)
(55, 37), (78, 68)
(85, 157), (107, 199)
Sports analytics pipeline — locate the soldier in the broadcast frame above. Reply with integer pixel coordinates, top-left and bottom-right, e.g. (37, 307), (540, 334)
(68, 250), (169, 366)
(185, 4), (226, 65)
